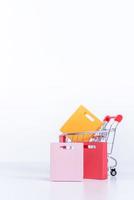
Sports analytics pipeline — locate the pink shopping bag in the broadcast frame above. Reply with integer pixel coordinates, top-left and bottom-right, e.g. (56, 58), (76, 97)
(50, 143), (83, 181)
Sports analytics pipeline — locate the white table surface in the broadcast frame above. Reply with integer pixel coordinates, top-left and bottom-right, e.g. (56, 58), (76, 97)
(0, 162), (133, 200)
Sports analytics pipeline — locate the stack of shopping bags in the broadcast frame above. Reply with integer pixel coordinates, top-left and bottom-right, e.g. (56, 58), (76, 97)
(50, 105), (123, 181)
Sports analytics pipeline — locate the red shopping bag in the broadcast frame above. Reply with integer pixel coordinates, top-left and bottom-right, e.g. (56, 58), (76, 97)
(84, 142), (107, 179)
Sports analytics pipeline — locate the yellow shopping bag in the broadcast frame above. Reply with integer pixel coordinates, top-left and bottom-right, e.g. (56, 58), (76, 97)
(60, 105), (103, 142)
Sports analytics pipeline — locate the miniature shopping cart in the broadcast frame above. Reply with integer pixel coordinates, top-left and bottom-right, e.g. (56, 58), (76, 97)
(59, 115), (123, 176)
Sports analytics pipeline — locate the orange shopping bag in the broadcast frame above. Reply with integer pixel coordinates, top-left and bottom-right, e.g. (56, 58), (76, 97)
(60, 105), (103, 142)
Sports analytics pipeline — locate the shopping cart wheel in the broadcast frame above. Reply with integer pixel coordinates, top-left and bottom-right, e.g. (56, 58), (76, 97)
(110, 168), (117, 176)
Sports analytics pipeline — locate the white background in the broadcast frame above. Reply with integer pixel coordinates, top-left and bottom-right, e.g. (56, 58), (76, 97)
(0, 0), (134, 199)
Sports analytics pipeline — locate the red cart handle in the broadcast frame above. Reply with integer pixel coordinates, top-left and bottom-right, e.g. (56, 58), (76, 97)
(104, 115), (123, 123)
